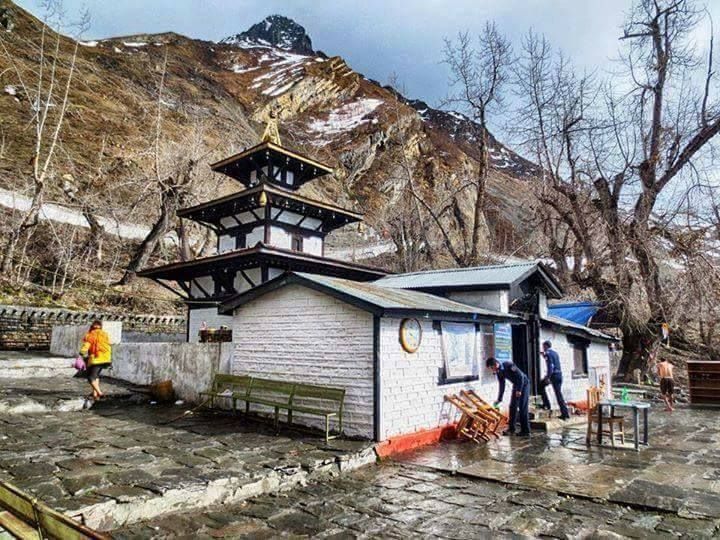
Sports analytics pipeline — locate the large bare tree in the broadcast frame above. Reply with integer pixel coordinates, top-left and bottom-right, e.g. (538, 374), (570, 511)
(0, 0), (88, 274)
(412, 24), (512, 267)
(514, 0), (720, 376)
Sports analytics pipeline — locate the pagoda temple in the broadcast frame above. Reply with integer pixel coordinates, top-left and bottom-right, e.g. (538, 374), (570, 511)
(138, 122), (386, 341)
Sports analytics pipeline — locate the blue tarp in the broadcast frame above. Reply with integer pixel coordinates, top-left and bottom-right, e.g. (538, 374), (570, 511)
(547, 302), (601, 326)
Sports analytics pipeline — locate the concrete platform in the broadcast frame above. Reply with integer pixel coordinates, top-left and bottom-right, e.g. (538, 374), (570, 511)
(0, 376), (376, 531)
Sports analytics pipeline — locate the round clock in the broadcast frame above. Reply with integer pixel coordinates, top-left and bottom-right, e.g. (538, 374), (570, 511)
(399, 318), (422, 353)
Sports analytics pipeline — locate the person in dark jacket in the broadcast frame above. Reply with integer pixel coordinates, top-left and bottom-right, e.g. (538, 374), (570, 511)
(539, 341), (570, 420)
(486, 357), (531, 436)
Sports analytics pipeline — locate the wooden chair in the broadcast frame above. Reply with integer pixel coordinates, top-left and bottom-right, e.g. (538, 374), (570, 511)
(459, 389), (508, 438)
(445, 394), (492, 443)
(586, 386), (625, 447)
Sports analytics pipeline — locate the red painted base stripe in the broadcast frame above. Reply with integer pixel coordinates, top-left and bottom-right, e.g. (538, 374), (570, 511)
(376, 424), (458, 458)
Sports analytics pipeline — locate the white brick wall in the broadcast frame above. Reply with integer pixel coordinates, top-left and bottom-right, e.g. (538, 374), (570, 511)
(538, 327), (612, 405)
(231, 285), (375, 438)
(448, 290), (509, 313)
(378, 317), (510, 440)
(188, 307), (233, 343)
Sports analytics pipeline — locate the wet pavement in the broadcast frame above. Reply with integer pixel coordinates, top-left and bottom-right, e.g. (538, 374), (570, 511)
(1, 364), (719, 538)
(399, 406), (720, 519)
(0, 377), (374, 531)
(114, 462), (720, 539)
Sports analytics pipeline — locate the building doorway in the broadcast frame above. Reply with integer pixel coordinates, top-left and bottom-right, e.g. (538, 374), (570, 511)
(512, 323), (541, 396)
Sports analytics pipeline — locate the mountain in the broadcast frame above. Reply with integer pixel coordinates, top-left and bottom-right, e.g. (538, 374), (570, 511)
(0, 1), (540, 310)
(222, 15), (315, 55)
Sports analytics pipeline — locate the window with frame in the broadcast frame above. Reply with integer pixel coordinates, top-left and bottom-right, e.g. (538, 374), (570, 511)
(235, 233), (247, 250)
(291, 234), (304, 252)
(439, 321), (478, 384)
(569, 337), (589, 377)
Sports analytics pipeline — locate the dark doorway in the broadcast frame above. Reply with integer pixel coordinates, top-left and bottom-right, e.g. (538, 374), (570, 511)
(512, 324), (540, 395)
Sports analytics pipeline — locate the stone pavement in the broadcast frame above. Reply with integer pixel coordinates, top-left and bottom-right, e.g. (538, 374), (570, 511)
(113, 462), (720, 539)
(0, 376), (375, 531)
(399, 406), (720, 520)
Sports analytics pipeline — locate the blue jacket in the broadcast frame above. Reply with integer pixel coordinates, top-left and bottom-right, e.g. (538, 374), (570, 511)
(496, 360), (529, 402)
(545, 349), (562, 378)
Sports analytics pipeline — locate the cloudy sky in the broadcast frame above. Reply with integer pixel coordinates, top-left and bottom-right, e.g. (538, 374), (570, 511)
(15, 0), (719, 112)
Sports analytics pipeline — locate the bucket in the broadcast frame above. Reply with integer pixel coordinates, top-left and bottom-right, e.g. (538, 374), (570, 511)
(150, 380), (174, 402)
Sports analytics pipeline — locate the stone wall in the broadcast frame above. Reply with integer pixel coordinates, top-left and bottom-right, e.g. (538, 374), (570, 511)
(231, 284), (375, 438)
(0, 304), (184, 351)
(112, 342), (233, 402)
(50, 322), (123, 357)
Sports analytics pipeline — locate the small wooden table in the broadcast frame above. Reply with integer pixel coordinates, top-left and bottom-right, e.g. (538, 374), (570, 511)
(597, 399), (650, 451)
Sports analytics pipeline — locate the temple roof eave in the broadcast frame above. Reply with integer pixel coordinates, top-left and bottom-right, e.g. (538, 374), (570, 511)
(177, 183), (363, 231)
(137, 243), (388, 282)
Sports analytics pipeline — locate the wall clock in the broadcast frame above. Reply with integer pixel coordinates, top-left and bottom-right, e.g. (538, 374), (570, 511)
(399, 318), (422, 353)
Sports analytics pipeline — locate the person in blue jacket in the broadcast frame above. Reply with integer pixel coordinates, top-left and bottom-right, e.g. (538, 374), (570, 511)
(486, 357), (531, 436)
(539, 340), (570, 420)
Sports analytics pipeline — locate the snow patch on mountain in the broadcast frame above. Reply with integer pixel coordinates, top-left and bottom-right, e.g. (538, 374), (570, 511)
(307, 99), (383, 141)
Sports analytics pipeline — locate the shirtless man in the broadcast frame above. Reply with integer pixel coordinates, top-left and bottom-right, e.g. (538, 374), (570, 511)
(657, 358), (675, 411)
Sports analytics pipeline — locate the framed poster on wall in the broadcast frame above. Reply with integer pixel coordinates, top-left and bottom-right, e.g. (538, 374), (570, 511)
(494, 323), (513, 363)
(440, 322), (477, 379)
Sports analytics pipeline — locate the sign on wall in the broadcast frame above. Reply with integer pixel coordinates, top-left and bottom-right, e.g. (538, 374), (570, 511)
(494, 323), (513, 363)
(441, 322), (477, 379)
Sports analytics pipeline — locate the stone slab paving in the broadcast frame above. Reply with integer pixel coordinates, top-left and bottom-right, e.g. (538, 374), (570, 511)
(0, 377), (375, 531)
(0, 375), (141, 413)
(112, 462), (720, 539)
(399, 405), (720, 520)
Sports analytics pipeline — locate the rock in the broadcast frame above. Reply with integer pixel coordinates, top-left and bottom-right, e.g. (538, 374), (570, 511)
(223, 15), (314, 55)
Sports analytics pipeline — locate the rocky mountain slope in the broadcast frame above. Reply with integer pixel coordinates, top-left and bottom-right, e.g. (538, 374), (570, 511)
(0, 1), (540, 308)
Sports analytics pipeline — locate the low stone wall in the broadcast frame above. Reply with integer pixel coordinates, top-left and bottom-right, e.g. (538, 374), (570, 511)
(111, 342), (233, 402)
(50, 322), (123, 357)
(0, 304), (184, 351)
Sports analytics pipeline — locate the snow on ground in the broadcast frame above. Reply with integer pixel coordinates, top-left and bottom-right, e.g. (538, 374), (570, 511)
(122, 41), (147, 47)
(0, 187), (159, 242)
(79, 40), (98, 47)
(4, 85), (16, 96)
(307, 99), (384, 140)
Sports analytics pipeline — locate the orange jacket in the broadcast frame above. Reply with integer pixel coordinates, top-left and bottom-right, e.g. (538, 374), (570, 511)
(80, 328), (112, 366)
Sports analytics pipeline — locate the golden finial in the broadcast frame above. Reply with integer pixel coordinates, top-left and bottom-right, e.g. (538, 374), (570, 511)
(261, 115), (282, 146)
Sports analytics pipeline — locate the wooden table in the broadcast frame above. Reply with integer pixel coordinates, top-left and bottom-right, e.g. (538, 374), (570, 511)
(597, 399), (650, 451)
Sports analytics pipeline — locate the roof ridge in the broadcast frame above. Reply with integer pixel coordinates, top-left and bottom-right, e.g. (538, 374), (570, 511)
(381, 261), (537, 279)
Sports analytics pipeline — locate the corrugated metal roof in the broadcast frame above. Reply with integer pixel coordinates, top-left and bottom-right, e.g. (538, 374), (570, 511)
(375, 262), (544, 290)
(540, 314), (615, 342)
(548, 302), (601, 326)
(294, 273), (516, 319)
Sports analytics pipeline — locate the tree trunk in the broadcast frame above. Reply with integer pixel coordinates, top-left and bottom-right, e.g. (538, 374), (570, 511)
(1, 187), (43, 274)
(617, 323), (655, 380)
(118, 188), (176, 285)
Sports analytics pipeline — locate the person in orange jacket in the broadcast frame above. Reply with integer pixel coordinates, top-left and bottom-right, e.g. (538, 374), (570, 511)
(79, 320), (112, 400)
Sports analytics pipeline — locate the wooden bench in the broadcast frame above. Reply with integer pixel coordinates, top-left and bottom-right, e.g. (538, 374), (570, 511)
(202, 375), (345, 442)
(199, 374), (253, 410)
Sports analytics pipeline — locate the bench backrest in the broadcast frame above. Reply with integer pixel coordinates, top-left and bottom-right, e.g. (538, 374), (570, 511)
(247, 377), (295, 405)
(291, 383), (345, 414)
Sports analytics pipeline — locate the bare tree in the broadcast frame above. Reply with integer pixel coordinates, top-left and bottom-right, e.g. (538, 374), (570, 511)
(515, 0), (720, 377)
(0, 0), (88, 273)
(118, 50), (221, 285)
(414, 24), (511, 266)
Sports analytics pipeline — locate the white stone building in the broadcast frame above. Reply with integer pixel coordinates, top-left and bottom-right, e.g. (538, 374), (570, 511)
(220, 265), (615, 442)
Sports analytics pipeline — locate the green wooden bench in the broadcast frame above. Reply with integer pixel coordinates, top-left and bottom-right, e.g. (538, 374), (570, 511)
(202, 374), (345, 442)
(199, 374), (253, 410)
